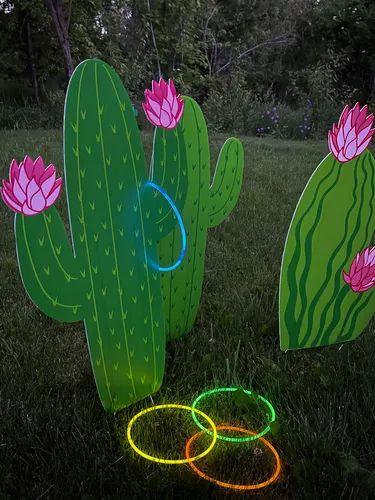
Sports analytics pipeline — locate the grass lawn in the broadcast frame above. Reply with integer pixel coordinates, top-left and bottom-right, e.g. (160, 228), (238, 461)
(0, 129), (374, 499)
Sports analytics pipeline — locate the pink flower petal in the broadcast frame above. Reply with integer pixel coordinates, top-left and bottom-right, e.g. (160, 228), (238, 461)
(142, 103), (161, 127)
(168, 79), (177, 95)
(357, 122), (373, 146)
(30, 189), (46, 212)
(152, 80), (163, 101)
(171, 96), (178, 116)
(337, 149), (347, 162)
(342, 271), (351, 284)
(147, 95), (162, 116)
(356, 105), (368, 128)
(343, 114), (352, 137)
(9, 159), (19, 183)
(160, 109), (172, 128)
(328, 131), (339, 157)
(357, 113), (373, 134)
(21, 202), (38, 216)
(26, 179), (40, 207)
(356, 136), (372, 156)
(351, 103), (360, 125)
(337, 125), (345, 150)
(338, 104), (349, 127)
(23, 155), (34, 179)
(32, 156), (46, 183)
(46, 182), (62, 207)
(161, 98), (172, 115)
(159, 78), (168, 98)
(39, 165), (56, 185)
(41, 170), (56, 197)
(166, 84), (175, 106)
(12, 177), (27, 204)
(343, 137), (358, 160)
(18, 164), (29, 192)
(175, 99), (184, 124)
(1, 187), (22, 213)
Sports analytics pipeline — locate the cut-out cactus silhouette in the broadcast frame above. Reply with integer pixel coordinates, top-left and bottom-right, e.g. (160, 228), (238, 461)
(156, 97), (244, 339)
(280, 103), (375, 350)
(14, 59), (188, 411)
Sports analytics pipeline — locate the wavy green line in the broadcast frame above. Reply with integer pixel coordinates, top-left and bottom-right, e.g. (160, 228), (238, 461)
(297, 163), (342, 335)
(337, 291), (373, 343)
(320, 156), (370, 345)
(305, 156), (361, 347)
(284, 157), (336, 346)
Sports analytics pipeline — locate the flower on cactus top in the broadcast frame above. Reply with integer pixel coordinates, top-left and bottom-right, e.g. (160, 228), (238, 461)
(0, 156), (62, 215)
(328, 103), (374, 163)
(143, 77), (184, 129)
(343, 246), (375, 293)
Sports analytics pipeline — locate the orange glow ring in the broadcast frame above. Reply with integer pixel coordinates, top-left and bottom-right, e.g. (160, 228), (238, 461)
(185, 425), (281, 491)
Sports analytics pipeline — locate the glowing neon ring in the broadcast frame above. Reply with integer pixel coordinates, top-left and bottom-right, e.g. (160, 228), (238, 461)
(185, 425), (281, 490)
(127, 404), (217, 464)
(191, 387), (276, 442)
(143, 181), (186, 272)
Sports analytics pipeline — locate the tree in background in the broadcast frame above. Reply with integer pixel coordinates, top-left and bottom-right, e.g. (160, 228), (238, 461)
(0, 0), (374, 133)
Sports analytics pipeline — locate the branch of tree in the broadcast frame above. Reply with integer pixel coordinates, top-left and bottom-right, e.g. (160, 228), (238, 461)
(146, 0), (161, 79)
(216, 34), (293, 74)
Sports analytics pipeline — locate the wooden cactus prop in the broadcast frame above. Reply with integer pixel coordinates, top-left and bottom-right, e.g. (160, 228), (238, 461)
(156, 97), (244, 339)
(280, 103), (375, 350)
(14, 59), (187, 411)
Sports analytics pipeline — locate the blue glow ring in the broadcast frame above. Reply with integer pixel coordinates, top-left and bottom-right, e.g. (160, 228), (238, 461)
(143, 181), (186, 272)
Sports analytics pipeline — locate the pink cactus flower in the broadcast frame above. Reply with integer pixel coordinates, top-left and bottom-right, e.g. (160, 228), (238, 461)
(343, 246), (375, 293)
(0, 155), (62, 216)
(328, 103), (375, 163)
(143, 77), (184, 129)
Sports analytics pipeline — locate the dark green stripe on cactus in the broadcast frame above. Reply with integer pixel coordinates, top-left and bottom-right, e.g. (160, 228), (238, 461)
(158, 97), (244, 340)
(279, 150), (375, 350)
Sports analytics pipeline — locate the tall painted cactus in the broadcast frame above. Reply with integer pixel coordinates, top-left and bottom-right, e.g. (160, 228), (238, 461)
(156, 97), (244, 339)
(280, 103), (375, 350)
(14, 59), (187, 411)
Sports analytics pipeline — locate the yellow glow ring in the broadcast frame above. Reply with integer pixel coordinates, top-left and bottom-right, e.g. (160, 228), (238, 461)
(127, 404), (217, 464)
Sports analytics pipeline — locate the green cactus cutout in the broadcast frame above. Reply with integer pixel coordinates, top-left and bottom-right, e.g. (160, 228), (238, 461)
(279, 150), (375, 350)
(14, 59), (188, 412)
(155, 97), (244, 340)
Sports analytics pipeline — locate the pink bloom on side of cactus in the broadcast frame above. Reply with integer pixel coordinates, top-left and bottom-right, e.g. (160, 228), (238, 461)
(0, 155), (62, 215)
(343, 246), (375, 293)
(328, 103), (375, 163)
(143, 77), (184, 129)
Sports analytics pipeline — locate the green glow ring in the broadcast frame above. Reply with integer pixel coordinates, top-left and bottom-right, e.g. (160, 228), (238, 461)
(191, 387), (276, 443)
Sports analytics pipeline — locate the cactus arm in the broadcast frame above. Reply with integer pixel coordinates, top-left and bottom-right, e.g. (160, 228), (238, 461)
(279, 150), (375, 350)
(158, 97), (211, 338)
(208, 138), (244, 228)
(14, 207), (84, 322)
(147, 112), (188, 240)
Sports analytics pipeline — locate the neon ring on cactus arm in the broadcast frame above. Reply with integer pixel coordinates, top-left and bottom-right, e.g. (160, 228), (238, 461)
(127, 404), (217, 464)
(185, 425), (281, 491)
(191, 387), (276, 442)
(142, 181), (187, 272)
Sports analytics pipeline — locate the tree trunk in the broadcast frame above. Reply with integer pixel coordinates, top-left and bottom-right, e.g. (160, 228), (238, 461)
(26, 20), (40, 105)
(45, 0), (74, 79)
